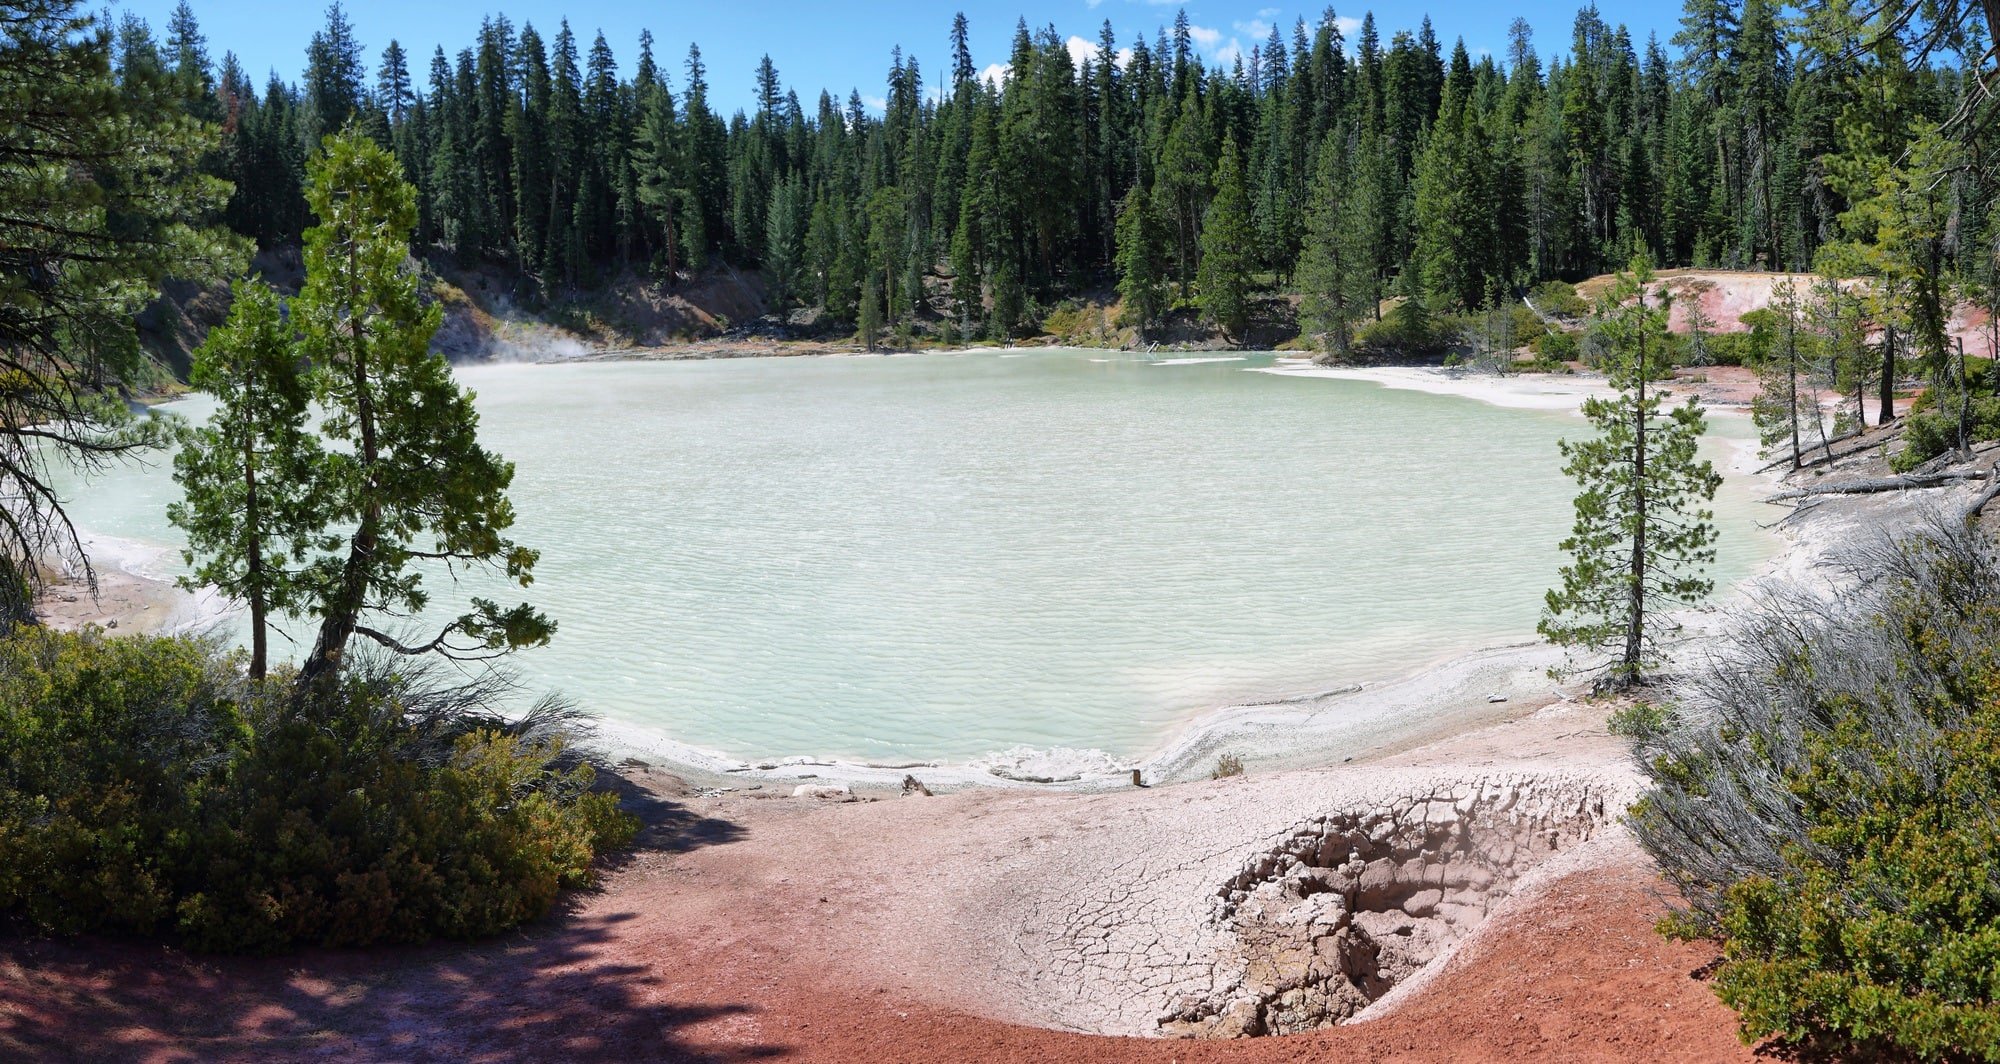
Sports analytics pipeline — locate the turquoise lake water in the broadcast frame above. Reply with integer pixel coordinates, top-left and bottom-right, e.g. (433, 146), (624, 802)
(58, 350), (1777, 762)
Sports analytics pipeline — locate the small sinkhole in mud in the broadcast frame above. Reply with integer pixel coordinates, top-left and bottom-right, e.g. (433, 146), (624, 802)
(1160, 781), (1609, 1038)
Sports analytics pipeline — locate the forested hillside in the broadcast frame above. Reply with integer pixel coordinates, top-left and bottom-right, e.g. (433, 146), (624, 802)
(127, 1), (1996, 346)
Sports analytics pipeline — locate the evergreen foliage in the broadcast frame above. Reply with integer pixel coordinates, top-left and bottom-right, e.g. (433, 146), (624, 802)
(289, 131), (551, 685)
(0, 627), (635, 952)
(1540, 259), (1721, 687)
(118, 1), (1994, 346)
(168, 282), (326, 679)
(1195, 136), (1253, 339)
(1636, 519), (2000, 1060)
(0, 0), (243, 620)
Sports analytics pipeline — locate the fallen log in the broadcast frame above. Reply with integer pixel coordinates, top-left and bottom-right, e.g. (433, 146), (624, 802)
(1754, 429), (1901, 475)
(1964, 467), (2000, 522)
(1766, 469), (1989, 502)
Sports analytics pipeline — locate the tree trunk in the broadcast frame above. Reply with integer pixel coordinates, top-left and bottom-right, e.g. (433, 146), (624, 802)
(1880, 326), (1898, 426)
(1958, 337), (1972, 459)
(299, 246), (379, 688)
(242, 411), (266, 681)
(1787, 321), (1801, 470)
(1625, 307), (1649, 686)
(1766, 469), (1988, 501)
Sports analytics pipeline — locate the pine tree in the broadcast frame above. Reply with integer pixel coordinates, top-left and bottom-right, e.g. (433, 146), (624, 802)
(764, 176), (807, 310)
(0, 0), (243, 620)
(1750, 279), (1808, 469)
(169, 282), (325, 679)
(1155, 90), (1212, 296)
(1296, 134), (1367, 360)
(1541, 258), (1721, 688)
(1196, 135), (1253, 340)
(294, 130), (550, 685)
(858, 274), (883, 351)
(303, 1), (365, 143)
(376, 39), (412, 128)
(1113, 187), (1168, 334)
(1411, 40), (1493, 310)
(163, 0), (212, 109)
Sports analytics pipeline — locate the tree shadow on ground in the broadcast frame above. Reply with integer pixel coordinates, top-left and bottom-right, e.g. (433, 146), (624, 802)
(595, 764), (746, 861)
(0, 786), (775, 1063)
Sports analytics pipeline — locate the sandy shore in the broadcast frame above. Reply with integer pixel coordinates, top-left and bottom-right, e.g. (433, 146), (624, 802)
(33, 532), (225, 637)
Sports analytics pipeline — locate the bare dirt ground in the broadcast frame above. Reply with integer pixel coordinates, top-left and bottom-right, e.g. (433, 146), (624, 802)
(1579, 268), (1997, 362)
(33, 565), (183, 635)
(0, 702), (1760, 1063)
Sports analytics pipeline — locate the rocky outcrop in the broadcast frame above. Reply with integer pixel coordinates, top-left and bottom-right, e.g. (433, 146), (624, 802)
(1161, 778), (1609, 1037)
(987, 771), (1618, 1039)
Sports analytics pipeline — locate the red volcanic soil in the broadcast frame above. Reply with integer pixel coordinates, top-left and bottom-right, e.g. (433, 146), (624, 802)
(0, 776), (1757, 1064)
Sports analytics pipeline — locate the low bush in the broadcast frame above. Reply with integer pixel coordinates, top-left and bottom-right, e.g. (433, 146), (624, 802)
(1633, 519), (2000, 1059)
(1528, 279), (1589, 319)
(1696, 331), (1756, 367)
(1355, 299), (1451, 356)
(1891, 374), (2000, 472)
(1533, 327), (1579, 363)
(1510, 304), (1551, 346)
(1605, 700), (1671, 739)
(0, 627), (635, 952)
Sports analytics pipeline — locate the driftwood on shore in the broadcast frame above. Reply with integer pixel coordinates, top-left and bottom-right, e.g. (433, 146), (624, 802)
(1766, 469), (1990, 503)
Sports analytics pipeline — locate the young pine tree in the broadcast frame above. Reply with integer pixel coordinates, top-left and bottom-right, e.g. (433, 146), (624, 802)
(1296, 137), (1370, 361)
(1541, 259), (1721, 688)
(294, 130), (550, 686)
(1196, 136), (1254, 342)
(169, 282), (326, 679)
(858, 275), (883, 352)
(1113, 187), (1168, 336)
(1749, 281), (1808, 470)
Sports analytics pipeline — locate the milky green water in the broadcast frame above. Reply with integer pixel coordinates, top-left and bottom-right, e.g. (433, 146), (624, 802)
(59, 350), (1777, 763)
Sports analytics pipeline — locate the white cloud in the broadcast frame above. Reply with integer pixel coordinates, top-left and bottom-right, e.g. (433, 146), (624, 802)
(1065, 34), (1134, 71)
(979, 62), (1009, 88)
(1258, 7), (1280, 17)
(1189, 23), (1249, 69)
(861, 94), (887, 113)
(1336, 15), (1362, 36)
(1234, 19), (1272, 40)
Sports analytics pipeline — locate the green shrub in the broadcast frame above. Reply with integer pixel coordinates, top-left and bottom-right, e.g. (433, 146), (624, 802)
(1890, 372), (2000, 472)
(1606, 700), (1672, 739)
(1509, 304), (1551, 345)
(1534, 327), (1579, 363)
(1528, 280), (1589, 319)
(0, 629), (248, 935)
(1701, 331), (1757, 367)
(1634, 521), (2000, 1059)
(0, 628), (635, 952)
(1355, 299), (1450, 356)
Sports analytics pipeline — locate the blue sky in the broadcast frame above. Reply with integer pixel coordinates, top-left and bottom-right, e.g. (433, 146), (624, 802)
(112, 0), (1686, 115)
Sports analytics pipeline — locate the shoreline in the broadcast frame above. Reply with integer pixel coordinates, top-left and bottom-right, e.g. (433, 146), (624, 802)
(15, 360), (1929, 1051)
(52, 360), (1793, 798)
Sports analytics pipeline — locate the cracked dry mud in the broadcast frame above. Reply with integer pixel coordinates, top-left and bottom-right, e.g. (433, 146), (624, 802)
(974, 770), (1616, 1039)
(1172, 778), (1608, 1036)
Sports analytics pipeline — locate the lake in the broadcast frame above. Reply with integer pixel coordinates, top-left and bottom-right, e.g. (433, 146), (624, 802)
(59, 350), (1777, 763)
